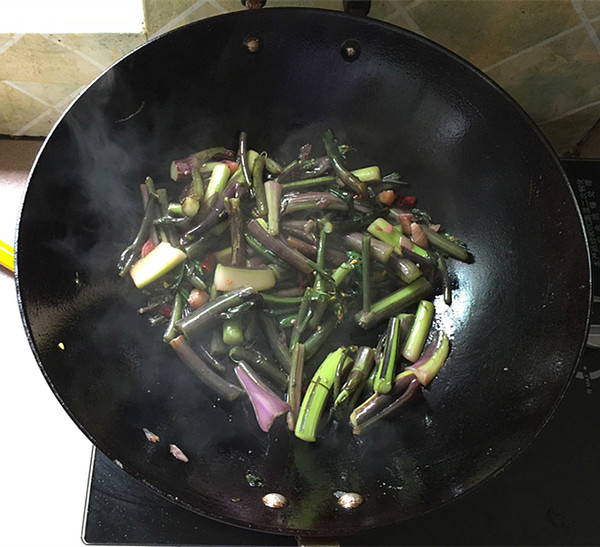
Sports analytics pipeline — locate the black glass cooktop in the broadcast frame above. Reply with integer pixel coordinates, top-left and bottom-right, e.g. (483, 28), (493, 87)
(82, 159), (600, 546)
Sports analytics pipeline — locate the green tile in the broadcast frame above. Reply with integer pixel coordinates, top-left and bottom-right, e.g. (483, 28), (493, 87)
(486, 26), (600, 123)
(6, 81), (82, 108)
(0, 81), (50, 135)
(20, 112), (62, 137)
(212, 0), (248, 12)
(0, 34), (19, 52)
(0, 34), (103, 84)
(46, 33), (146, 69)
(579, 0), (600, 19)
(369, 0), (424, 32)
(408, 0), (582, 69)
(143, 0), (199, 36)
(538, 102), (600, 156)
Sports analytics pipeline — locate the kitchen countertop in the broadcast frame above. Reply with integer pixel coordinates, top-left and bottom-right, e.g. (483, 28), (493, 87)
(1, 138), (93, 547)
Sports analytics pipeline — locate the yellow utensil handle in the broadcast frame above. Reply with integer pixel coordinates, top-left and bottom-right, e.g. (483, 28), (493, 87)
(0, 240), (15, 272)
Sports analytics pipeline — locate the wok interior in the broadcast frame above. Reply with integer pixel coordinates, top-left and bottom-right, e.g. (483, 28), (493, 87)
(16, 9), (590, 536)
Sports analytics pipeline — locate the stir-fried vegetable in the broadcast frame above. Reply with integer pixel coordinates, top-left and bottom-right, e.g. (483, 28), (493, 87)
(118, 130), (471, 444)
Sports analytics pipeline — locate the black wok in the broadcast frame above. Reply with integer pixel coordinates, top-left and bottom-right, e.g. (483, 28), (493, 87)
(15, 8), (590, 537)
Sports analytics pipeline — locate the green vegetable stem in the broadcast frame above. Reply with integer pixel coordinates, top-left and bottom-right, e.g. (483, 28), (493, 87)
(373, 313), (414, 394)
(402, 300), (435, 362)
(323, 129), (367, 198)
(175, 286), (257, 340)
(252, 152), (268, 217)
(334, 346), (376, 408)
(295, 347), (353, 442)
(355, 276), (432, 330)
(286, 342), (305, 430)
(170, 335), (243, 401)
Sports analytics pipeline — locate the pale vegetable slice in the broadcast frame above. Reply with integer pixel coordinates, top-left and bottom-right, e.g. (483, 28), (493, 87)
(213, 263), (276, 292)
(204, 162), (231, 206)
(129, 241), (186, 288)
(401, 299), (435, 362)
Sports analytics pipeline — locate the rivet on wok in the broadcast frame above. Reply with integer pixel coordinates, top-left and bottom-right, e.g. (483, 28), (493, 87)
(262, 492), (287, 508)
(337, 492), (363, 509)
(243, 35), (262, 54)
(241, 0), (266, 8)
(340, 39), (361, 61)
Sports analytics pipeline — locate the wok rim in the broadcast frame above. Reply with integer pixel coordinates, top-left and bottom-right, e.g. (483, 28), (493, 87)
(14, 7), (593, 537)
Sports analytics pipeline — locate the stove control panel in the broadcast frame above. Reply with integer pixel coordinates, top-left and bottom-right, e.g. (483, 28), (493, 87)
(561, 159), (600, 350)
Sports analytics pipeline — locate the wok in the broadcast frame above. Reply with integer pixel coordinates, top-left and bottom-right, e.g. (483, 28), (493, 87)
(15, 8), (590, 537)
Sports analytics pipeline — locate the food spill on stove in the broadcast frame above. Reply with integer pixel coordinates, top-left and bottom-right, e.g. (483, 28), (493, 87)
(117, 129), (472, 444)
(169, 444), (189, 462)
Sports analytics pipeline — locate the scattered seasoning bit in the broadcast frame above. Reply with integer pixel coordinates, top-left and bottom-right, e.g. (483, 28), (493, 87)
(262, 492), (288, 508)
(396, 194), (416, 208)
(140, 238), (156, 257)
(158, 303), (173, 318)
(57, 342), (65, 350)
(142, 427), (160, 443)
(187, 288), (209, 309)
(245, 473), (264, 487)
(169, 444), (189, 462)
(377, 190), (397, 206)
(200, 253), (216, 273)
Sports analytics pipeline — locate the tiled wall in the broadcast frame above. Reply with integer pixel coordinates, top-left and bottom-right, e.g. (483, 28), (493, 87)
(1, 0), (600, 155)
